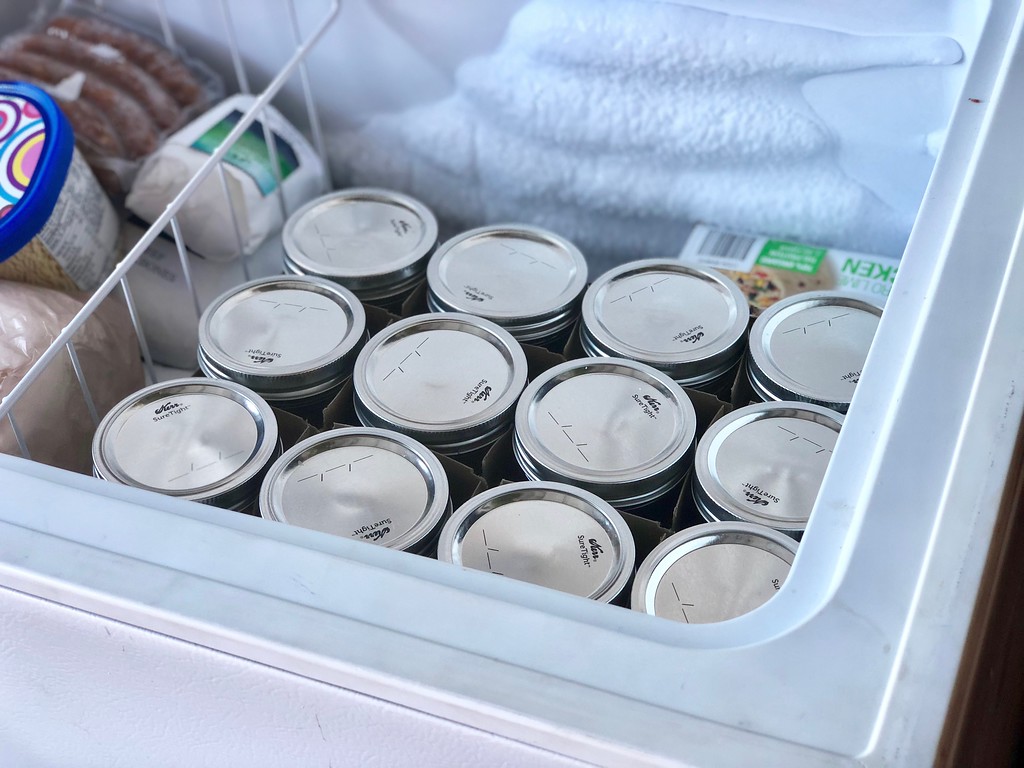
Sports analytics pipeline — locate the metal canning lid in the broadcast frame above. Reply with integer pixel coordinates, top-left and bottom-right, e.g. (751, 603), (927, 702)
(692, 401), (843, 535)
(747, 291), (882, 412)
(282, 188), (439, 300)
(425, 224), (588, 342)
(630, 522), (797, 624)
(198, 275), (366, 400)
(92, 378), (279, 509)
(352, 313), (528, 454)
(437, 481), (635, 603)
(259, 427), (450, 554)
(580, 259), (749, 386)
(513, 358), (697, 508)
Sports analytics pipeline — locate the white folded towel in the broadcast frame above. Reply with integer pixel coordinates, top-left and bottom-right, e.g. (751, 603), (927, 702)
(335, 0), (962, 270)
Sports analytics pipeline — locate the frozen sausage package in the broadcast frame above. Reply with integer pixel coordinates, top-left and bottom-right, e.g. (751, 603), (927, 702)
(0, 2), (222, 198)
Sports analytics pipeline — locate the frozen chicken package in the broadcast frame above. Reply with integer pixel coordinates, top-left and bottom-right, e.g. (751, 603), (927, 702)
(678, 223), (901, 309)
(126, 94), (324, 262)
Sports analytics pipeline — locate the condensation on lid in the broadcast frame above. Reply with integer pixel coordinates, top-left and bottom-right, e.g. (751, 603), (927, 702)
(513, 358), (696, 505)
(259, 428), (450, 553)
(747, 291), (882, 411)
(580, 260), (749, 383)
(282, 188), (438, 293)
(436, 481), (635, 603)
(352, 313), (528, 450)
(92, 378), (278, 503)
(693, 401), (843, 533)
(426, 224), (588, 325)
(198, 275), (366, 396)
(631, 522), (797, 624)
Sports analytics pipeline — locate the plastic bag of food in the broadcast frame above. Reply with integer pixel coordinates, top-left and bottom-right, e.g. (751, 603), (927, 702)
(0, 280), (145, 474)
(0, 1), (222, 198)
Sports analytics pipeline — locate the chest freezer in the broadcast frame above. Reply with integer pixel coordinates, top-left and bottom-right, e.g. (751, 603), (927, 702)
(2, 0), (1024, 765)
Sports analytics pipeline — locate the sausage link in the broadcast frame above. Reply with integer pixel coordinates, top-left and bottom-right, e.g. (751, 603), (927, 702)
(0, 63), (125, 158)
(0, 51), (159, 158)
(46, 15), (206, 110)
(10, 33), (181, 130)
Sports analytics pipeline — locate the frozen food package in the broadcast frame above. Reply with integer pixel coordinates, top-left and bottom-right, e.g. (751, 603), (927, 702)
(0, 280), (144, 474)
(0, 81), (120, 292)
(121, 220), (283, 370)
(126, 94), (324, 262)
(678, 223), (901, 309)
(0, 3), (221, 197)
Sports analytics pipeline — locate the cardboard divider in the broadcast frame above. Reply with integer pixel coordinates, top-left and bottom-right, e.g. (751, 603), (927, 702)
(271, 407), (315, 453)
(364, 303), (403, 337)
(562, 319), (585, 359)
(671, 472), (708, 532)
(522, 342), (566, 381)
(731, 312), (762, 408)
(435, 452), (489, 511)
(620, 509), (673, 577)
(400, 281), (431, 317)
(322, 378), (359, 428)
(730, 350), (760, 408)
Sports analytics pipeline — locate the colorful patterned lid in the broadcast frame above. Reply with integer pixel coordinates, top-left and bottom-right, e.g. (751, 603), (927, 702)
(0, 81), (74, 261)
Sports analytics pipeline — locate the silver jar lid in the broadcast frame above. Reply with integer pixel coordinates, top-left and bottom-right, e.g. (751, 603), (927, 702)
(197, 275), (366, 402)
(425, 224), (588, 343)
(92, 378), (279, 510)
(692, 401), (844, 536)
(437, 481), (635, 603)
(747, 291), (882, 412)
(630, 522), (797, 624)
(352, 313), (528, 454)
(580, 260), (749, 386)
(513, 358), (697, 509)
(259, 427), (450, 554)
(282, 188), (439, 301)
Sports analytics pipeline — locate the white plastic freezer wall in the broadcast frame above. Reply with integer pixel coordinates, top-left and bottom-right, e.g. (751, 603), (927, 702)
(2, 1), (1024, 766)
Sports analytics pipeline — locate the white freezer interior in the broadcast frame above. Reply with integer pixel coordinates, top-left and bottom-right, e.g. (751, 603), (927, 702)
(3, 1), (1024, 765)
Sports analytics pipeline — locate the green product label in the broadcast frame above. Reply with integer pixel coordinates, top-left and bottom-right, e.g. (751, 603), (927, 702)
(755, 240), (827, 274)
(190, 110), (299, 196)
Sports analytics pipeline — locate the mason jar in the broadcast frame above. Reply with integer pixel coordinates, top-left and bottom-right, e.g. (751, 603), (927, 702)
(283, 187), (439, 311)
(691, 401), (844, 539)
(352, 312), (528, 464)
(426, 224), (588, 349)
(437, 481), (636, 604)
(258, 427), (451, 555)
(580, 260), (749, 392)
(513, 357), (697, 515)
(746, 290), (882, 413)
(92, 378), (280, 512)
(198, 275), (366, 425)
(630, 521), (798, 624)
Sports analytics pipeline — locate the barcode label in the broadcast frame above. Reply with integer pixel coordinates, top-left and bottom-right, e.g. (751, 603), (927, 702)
(698, 230), (756, 261)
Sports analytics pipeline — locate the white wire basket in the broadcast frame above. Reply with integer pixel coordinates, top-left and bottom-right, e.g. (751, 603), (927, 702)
(0, 0), (340, 461)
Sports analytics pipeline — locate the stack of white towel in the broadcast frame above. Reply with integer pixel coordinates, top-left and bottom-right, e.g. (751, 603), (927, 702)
(336, 0), (961, 271)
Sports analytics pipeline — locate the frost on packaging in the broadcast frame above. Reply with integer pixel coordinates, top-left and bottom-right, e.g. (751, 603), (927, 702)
(127, 94), (323, 262)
